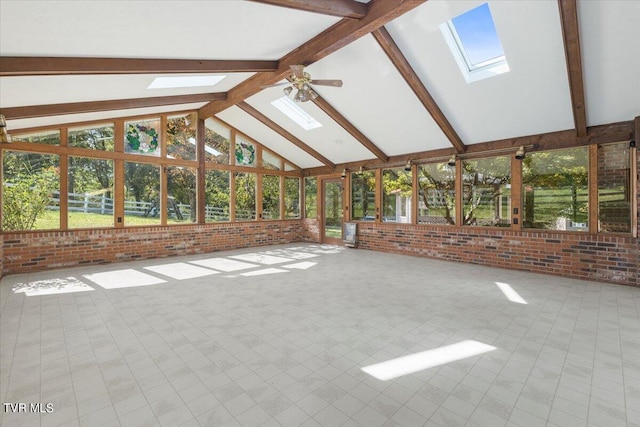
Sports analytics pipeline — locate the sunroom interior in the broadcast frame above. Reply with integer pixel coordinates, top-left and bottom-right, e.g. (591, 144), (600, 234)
(0, 0), (639, 426)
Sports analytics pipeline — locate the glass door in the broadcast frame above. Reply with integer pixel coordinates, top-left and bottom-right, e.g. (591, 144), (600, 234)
(323, 179), (343, 244)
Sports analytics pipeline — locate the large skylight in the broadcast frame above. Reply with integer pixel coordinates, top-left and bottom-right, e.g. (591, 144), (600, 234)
(271, 96), (322, 131)
(440, 3), (509, 83)
(147, 75), (226, 89)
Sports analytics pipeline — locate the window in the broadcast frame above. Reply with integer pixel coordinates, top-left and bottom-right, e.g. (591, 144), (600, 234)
(305, 177), (317, 218)
(167, 113), (197, 161)
(2, 151), (60, 231)
(522, 147), (588, 231)
(68, 123), (114, 151)
(235, 172), (256, 221)
(463, 156), (511, 227)
(11, 129), (60, 145)
(262, 150), (281, 170)
(382, 168), (412, 223)
(68, 157), (114, 228)
(271, 96), (322, 131)
(351, 171), (376, 221)
(235, 136), (256, 167)
(285, 177), (300, 219)
(205, 170), (230, 222)
(125, 118), (161, 156)
(598, 142), (632, 233)
(262, 174), (281, 220)
(167, 166), (197, 224)
(204, 119), (231, 164)
(418, 162), (456, 225)
(440, 3), (509, 83)
(124, 162), (160, 225)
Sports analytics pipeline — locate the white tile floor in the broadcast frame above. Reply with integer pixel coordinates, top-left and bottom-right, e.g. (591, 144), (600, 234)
(1, 243), (639, 427)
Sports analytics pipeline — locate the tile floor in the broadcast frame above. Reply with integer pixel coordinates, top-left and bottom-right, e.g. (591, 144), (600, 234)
(1, 243), (639, 427)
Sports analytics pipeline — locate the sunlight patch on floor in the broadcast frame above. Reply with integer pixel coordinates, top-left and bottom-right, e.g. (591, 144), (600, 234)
(190, 258), (257, 272)
(282, 262), (317, 270)
(361, 340), (497, 381)
(495, 281), (528, 304)
(143, 263), (220, 280)
(84, 269), (166, 289)
(12, 277), (95, 296)
(240, 268), (289, 276)
(229, 253), (294, 265)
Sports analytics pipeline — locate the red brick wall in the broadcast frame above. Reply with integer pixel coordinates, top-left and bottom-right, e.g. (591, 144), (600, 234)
(301, 218), (320, 242)
(353, 222), (638, 287)
(1, 221), (302, 276)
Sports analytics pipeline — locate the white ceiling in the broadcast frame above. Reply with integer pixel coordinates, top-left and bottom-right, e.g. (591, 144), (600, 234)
(1, 0), (638, 170)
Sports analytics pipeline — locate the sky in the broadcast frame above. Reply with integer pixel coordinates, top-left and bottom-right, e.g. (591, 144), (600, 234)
(451, 3), (505, 66)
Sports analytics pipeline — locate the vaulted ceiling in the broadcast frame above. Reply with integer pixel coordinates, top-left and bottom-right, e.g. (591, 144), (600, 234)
(1, 0), (638, 173)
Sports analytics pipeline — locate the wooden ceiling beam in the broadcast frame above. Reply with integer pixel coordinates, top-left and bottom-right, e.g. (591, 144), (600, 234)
(311, 95), (389, 162)
(248, 0), (367, 19)
(0, 57), (278, 76)
(302, 120), (635, 176)
(199, 0), (426, 118)
(558, 0), (588, 137)
(0, 93), (227, 120)
(371, 26), (466, 154)
(237, 101), (336, 168)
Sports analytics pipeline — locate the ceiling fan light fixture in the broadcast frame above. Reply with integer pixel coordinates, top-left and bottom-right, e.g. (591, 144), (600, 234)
(294, 89), (306, 103)
(283, 86), (293, 96)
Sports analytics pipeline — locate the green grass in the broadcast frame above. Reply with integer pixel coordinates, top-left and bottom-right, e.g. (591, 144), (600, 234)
(32, 211), (167, 230)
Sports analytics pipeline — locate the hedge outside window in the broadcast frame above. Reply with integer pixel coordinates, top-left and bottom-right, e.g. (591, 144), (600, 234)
(522, 147), (588, 231)
(2, 151), (60, 231)
(305, 177), (317, 218)
(382, 168), (412, 223)
(235, 172), (256, 220)
(418, 162), (456, 225)
(463, 156), (511, 227)
(204, 119), (230, 164)
(68, 157), (114, 228)
(124, 162), (160, 225)
(167, 113), (197, 161)
(351, 171), (375, 221)
(205, 170), (230, 222)
(68, 123), (114, 151)
(285, 177), (300, 219)
(262, 174), (280, 220)
(167, 166), (197, 224)
(598, 142), (631, 233)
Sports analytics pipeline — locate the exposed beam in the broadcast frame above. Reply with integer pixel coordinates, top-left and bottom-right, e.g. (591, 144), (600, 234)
(302, 120), (635, 176)
(237, 101), (336, 168)
(558, 0), (588, 137)
(1, 93), (227, 119)
(248, 0), (367, 19)
(199, 0), (426, 118)
(311, 95), (389, 162)
(371, 26), (466, 154)
(0, 57), (278, 76)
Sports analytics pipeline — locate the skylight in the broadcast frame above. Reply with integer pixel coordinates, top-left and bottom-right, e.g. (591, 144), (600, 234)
(271, 96), (322, 131)
(440, 3), (509, 83)
(147, 75), (226, 89)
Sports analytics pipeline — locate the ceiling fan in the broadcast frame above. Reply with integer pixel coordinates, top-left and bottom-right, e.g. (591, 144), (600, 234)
(264, 64), (343, 102)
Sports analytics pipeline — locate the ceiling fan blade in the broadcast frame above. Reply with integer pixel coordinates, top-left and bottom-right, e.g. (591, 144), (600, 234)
(310, 79), (343, 87)
(290, 64), (305, 79)
(260, 82), (290, 89)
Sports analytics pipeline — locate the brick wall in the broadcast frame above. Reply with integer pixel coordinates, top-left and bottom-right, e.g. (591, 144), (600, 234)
(301, 218), (320, 242)
(1, 221), (302, 276)
(0, 234), (3, 278)
(353, 223), (638, 287)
